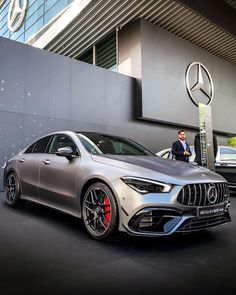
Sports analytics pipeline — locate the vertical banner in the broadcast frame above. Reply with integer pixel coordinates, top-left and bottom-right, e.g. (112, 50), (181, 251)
(199, 103), (215, 171)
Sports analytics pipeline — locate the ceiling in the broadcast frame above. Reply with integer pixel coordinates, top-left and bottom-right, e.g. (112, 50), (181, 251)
(41, 0), (236, 66)
(223, 0), (236, 10)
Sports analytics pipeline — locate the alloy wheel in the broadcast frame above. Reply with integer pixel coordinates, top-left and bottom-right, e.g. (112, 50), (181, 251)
(82, 183), (118, 240)
(5, 173), (20, 207)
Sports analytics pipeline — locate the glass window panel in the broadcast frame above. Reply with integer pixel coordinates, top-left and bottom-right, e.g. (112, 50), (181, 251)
(0, 18), (7, 31)
(24, 16), (43, 41)
(26, 0), (44, 20)
(25, 143), (35, 154)
(2, 29), (9, 37)
(0, 12), (8, 33)
(29, 0), (37, 6)
(0, 1), (9, 18)
(45, 0), (59, 12)
(78, 133), (154, 156)
(32, 136), (52, 153)
(9, 24), (24, 40)
(96, 32), (117, 69)
(0, 22), (8, 35)
(220, 147), (236, 161)
(25, 5), (44, 30)
(220, 148), (236, 154)
(77, 48), (93, 64)
(49, 135), (78, 155)
(0, 8), (8, 24)
(0, 0), (73, 41)
(44, 0), (68, 25)
(16, 33), (25, 42)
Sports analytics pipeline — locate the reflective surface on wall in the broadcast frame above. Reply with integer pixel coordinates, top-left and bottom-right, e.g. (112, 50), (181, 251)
(0, 0), (74, 42)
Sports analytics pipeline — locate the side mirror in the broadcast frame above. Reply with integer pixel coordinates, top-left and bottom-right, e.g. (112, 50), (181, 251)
(56, 146), (74, 160)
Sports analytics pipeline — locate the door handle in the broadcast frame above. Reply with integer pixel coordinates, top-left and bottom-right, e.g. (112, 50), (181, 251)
(43, 160), (51, 165)
(19, 158), (25, 163)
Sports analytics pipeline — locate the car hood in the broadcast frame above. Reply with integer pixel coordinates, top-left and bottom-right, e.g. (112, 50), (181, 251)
(91, 155), (225, 183)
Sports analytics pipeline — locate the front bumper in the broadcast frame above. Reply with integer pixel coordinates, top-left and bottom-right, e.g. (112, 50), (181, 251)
(112, 178), (231, 237)
(122, 201), (231, 237)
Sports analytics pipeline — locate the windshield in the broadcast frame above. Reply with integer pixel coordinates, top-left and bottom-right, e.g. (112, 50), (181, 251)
(78, 133), (155, 156)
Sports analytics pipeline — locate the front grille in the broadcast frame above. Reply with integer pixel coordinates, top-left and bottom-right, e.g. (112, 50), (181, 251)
(177, 212), (231, 232)
(177, 182), (229, 206)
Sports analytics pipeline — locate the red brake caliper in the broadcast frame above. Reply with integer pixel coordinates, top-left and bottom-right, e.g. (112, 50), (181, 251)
(103, 196), (111, 226)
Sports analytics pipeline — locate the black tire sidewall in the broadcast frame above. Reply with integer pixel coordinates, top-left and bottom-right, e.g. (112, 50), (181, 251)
(82, 182), (118, 240)
(5, 172), (21, 207)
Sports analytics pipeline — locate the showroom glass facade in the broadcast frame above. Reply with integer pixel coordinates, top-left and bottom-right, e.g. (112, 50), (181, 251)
(0, 0), (117, 70)
(0, 0), (74, 43)
(77, 32), (117, 71)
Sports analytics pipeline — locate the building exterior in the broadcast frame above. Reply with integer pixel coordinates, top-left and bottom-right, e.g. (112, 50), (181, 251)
(0, 0), (74, 42)
(0, 0), (236, 189)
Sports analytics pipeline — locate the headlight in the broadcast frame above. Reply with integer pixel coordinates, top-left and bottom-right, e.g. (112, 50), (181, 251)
(121, 176), (173, 194)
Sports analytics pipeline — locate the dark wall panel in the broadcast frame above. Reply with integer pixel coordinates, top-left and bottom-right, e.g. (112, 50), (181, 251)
(140, 20), (236, 134)
(70, 60), (107, 124)
(48, 53), (71, 120)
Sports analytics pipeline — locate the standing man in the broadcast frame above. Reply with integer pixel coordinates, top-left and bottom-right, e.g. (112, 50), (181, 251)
(171, 130), (192, 162)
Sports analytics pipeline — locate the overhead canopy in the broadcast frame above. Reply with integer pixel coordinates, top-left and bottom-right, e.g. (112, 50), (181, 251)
(28, 0), (236, 66)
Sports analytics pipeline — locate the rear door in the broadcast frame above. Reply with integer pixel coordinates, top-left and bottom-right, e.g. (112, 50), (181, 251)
(17, 136), (52, 201)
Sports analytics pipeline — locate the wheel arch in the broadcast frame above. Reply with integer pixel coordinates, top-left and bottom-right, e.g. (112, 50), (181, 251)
(4, 168), (16, 185)
(4, 169), (21, 192)
(79, 178), (120, 217)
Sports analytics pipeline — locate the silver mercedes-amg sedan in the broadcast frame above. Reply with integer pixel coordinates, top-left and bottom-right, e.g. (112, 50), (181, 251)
(3, 131), (231, 240)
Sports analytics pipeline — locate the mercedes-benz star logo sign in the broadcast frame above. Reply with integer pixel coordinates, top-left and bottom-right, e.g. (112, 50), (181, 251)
(185, 62), (214, 107)
(8, 0), (28, 32)
(207, 186), (218, 204)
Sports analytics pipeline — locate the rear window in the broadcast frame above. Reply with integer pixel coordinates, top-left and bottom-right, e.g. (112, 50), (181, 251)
(220, 147), (236, 161)
(25, 136), (52, 154)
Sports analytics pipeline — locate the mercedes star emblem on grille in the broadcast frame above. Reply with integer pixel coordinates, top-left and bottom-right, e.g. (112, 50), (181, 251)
(207, 186), (218, 204)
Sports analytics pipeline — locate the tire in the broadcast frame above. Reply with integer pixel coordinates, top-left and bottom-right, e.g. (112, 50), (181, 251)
(5, 172), (21, 207)
(82, 182), (118, 240)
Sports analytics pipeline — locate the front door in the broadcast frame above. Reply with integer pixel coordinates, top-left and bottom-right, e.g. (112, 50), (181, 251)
(39, 135), (80, 213)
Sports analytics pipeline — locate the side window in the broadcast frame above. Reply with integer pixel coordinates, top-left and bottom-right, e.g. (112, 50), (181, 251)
(49, 135), (78, 155)
(220, 147), (236, 161)
(220, 148), (236, 154)
(25, 136), (52, 154)
(32, 136), (52, 153)
(162, 151), (171, 159)
(25, 142), (36, 154)
(189, 146), (195, 162)
(79, 136), (101, 154)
